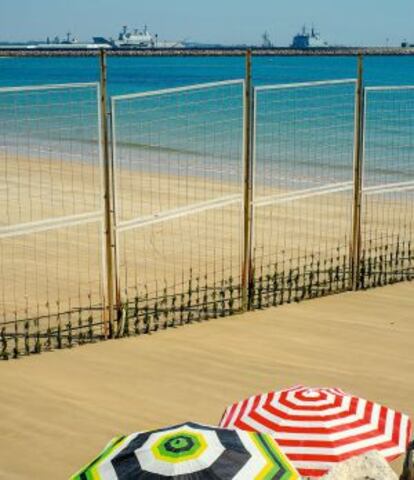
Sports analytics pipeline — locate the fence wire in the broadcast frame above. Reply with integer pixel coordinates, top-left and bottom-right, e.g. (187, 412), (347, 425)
(0, 55), (413, 359)
(251, 80), (357, 307)
(0, 83), (105, 356)
(361, 86), (414, 286)
(111, 81), (244, 329)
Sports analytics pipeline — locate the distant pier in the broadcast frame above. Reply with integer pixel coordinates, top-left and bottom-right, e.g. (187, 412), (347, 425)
(2, 47), (414, 57)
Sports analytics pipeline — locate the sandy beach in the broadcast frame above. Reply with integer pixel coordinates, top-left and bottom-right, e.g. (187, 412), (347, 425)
(0, 152), (352, 319)
(1, 18), (414, 480)
(0, 282), (412, 478)
(2, 152), (411, 328)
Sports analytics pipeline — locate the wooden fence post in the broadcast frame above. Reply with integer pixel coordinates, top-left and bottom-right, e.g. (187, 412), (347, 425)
(350, 54), (365, 291)
(99, 49), (118, 336)
(241, 49), (255, 311)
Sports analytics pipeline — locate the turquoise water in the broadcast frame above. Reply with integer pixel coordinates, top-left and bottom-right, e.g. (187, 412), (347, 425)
(2, 55), (414, 92)
(0, 55), (414, 188)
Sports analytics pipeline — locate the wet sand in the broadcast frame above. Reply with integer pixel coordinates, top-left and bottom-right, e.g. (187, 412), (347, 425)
(0, 282), (412, 479)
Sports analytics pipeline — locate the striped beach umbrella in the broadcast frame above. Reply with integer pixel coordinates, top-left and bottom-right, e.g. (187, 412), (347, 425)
(220, 385), (412, 478)
(71, 422), (299, 479)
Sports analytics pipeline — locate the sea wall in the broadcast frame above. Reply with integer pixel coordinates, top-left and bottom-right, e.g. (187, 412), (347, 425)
(2, 47), (414, 57)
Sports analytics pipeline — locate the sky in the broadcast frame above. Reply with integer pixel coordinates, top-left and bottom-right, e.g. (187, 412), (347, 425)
(1, 0), (413, 46)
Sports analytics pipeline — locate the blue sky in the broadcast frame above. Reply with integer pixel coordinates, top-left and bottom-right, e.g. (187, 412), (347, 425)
(1, 0), (413, 46)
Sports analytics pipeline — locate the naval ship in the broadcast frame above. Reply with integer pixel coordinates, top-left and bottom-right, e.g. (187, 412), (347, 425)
(291, 26), (329, 48)
(23, 25), (183, 50)
(93, 25), (184, 49)
(26, 32), (108, 50)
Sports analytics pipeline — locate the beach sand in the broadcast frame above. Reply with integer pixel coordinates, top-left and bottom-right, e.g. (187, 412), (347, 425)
(2, 153), (411, 325)
(0, 282), (413, 479)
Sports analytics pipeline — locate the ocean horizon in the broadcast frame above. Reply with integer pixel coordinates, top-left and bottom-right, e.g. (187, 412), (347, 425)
(2, 55), (414, 92)
(0, 55), (413, 189)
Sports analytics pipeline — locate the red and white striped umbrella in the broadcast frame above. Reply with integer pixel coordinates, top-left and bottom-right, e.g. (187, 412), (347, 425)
(220, 385), (412, 478)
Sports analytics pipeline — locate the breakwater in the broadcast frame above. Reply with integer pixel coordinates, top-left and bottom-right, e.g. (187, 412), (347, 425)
(2, 47), (414, 57)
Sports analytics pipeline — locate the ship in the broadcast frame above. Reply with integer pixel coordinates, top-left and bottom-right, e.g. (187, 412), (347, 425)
(93, 25), (184, 49)
(27, 32), (110, 50)
(261, 31), (273, 48)
(291, 26), (329, 48)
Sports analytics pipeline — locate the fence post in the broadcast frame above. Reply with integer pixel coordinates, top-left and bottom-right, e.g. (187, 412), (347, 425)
(108, 101), (122, 313)
(350, 54), (365, 291)
(241, 49), (254, 311)
(99, 49), (117, 336)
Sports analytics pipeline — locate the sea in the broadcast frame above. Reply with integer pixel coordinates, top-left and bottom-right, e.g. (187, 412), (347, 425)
(2, 55), (414, 93)
(0, 55), (413, 190)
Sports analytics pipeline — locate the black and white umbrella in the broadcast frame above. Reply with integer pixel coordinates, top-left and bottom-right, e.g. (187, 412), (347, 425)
(71, 422), (299, 479)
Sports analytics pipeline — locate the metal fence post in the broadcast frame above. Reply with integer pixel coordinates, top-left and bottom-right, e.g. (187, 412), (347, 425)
(241, 49), (254, 311)
(350, 54), (365, 291)
(99, 49), (117, 336)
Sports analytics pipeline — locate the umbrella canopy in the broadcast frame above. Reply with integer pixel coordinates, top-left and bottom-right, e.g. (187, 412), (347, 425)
(220, 385), (412, 478)
(71, 422), (299, 479)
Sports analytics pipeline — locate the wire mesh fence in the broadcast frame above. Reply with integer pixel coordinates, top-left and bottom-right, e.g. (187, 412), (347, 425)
(0, 52), (413, 359)
(251, 80), (357, 308)
(360, 86), (414, 287)
(111, 81), (244, 332)
(0, 83), (106, 357)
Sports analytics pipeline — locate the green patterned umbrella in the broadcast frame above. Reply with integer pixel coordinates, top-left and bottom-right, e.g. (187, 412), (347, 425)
(71, 422), (299, 479)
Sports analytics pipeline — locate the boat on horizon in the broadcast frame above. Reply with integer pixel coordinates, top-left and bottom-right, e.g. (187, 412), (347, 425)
(93, 25), (184, 49)
(291, 26), (329, 48)
(25, 32), (109, 50)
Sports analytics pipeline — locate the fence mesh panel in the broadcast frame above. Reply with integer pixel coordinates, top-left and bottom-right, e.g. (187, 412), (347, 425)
(0, 84), (105, 355)
(0, 60), (413, 359)
(111, 81), (244, 329)
(361, 87), (414, 287)
(252, 81), (357, 307)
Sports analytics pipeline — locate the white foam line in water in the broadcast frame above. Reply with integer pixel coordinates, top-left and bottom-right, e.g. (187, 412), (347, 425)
(363, 180), (414, 195)
(0, 211), (103, 239)
(0, 82), (99, 94)
(254, 181), (353, 208)
(365, 85), (414, 92)
(112, 79), (244, 101)
(255, 79), (356, 92)
(117, 194), (242, 232)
